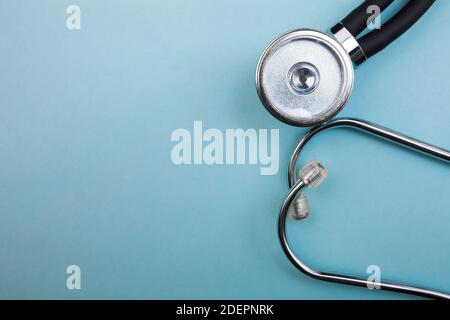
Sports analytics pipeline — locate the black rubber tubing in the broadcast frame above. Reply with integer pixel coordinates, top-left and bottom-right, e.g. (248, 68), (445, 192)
(331, 0), (395, 37)
(356, 0), (436, 64)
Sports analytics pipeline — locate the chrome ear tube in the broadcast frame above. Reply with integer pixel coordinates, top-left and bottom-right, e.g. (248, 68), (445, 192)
(256, 0), (436, 126)
(278, 118), (450, 300)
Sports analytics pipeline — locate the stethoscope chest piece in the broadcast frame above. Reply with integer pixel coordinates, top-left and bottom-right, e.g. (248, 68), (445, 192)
(256, 29), (354, 126)
(257, 0), (436, 126)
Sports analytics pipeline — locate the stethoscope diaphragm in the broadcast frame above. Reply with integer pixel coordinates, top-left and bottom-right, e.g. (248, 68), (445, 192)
(256, 29), (354, 126)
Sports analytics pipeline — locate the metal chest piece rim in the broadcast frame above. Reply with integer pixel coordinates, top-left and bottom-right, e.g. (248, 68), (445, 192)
(256, 29), (354, 127)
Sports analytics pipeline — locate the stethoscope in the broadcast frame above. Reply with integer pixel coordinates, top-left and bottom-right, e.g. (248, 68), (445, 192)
(255, 1), (450, 299)
(256, 0), (435, 126)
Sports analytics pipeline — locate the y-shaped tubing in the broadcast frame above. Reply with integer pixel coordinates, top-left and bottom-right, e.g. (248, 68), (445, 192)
(279, 118), (450, 300)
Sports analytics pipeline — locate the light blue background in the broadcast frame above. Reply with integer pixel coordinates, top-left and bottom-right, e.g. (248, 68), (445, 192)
(0, 0), (449, 299)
